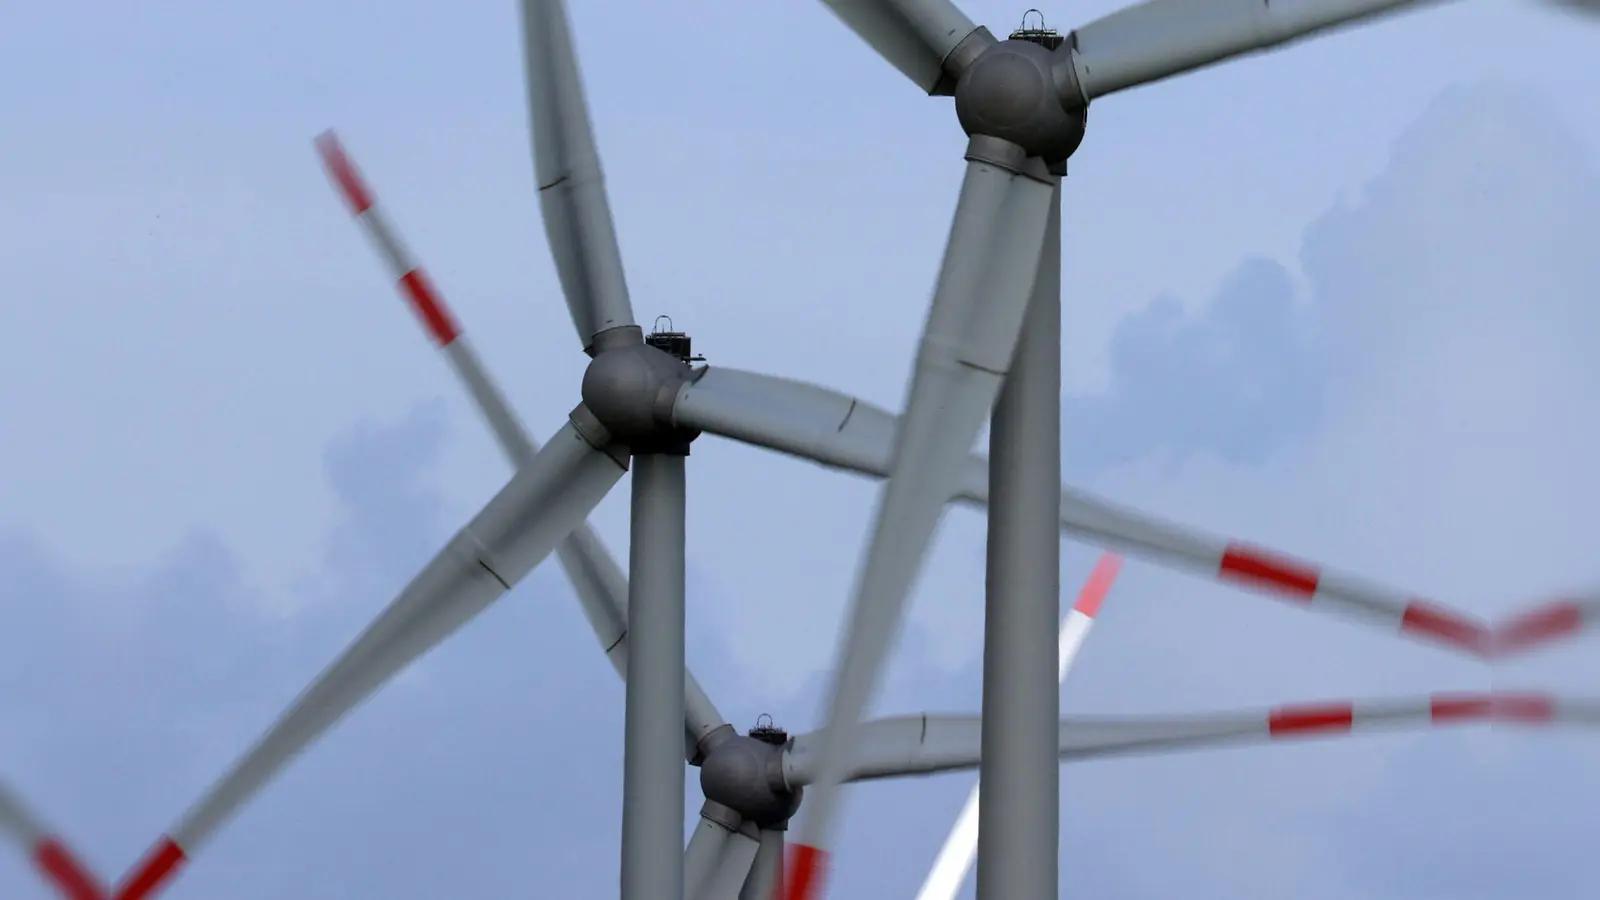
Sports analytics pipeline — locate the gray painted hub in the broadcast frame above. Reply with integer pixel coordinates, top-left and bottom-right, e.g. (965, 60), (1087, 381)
(581, 326), (700, 454)
(697, 734), (801, 829)
(955, 39), (1087, 163)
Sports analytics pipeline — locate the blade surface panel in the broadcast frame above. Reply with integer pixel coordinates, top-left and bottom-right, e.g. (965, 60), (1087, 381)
(520, 0), (636, 349)
(1067, 0), (1438, 102)
(816, 0), (982, 93)
(113, 424), (626, 899)
(785, 158), (1056, 900)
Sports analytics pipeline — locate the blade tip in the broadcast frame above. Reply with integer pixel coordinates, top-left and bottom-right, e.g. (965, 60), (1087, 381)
(783, 843), (830, 900)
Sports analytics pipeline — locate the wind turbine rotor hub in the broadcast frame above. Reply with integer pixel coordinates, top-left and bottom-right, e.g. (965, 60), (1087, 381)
(697, 733), (802, 828)
(954, 39), (1087, 164)
(580, 335), (701, 455)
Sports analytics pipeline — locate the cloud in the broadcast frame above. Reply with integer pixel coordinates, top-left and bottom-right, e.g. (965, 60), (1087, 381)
(1063, 255), (1323, 475)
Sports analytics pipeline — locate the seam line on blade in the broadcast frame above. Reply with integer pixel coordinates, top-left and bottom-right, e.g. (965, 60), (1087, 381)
(478, 559), (511, 590)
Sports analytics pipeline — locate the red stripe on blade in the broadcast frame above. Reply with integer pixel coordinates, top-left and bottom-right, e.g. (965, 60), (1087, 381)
(1268, 702), (1355, 736)
(398, 270), (461, 346)
(114, 837), (187, 900)
(1491, 692), (1554, 724)
(314, 131), (374, 214)
(33, 838), (104, 900)
(1429, 693), (1493, 722)
(1072, 553), (1123, 618)
(1494, 601), (1583, 656)
(1401, 603), (1490, 657)
(783, 844), (829, 900)
(1218, 545), (1320, 601)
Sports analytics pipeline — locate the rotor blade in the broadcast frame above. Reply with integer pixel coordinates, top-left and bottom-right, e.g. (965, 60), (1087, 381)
(785, 148), (1057, 900)
(685, 804), (759, 900)
(315, 130), (531, 461)
(783, 691), (1566, 785)
(1492, 594), (1600, 658)
(1064, 0), (1442, 103)
(672, 367), (1485, 655)
(697, 829), (762, 900)
(815, 0), (983, 93)
(111, 424), (627, 900)
(316, 131), (727, 763)
(1055, 486), (1489, 656)
(915, 553), (1120, 900)
(0, 785), (105, 900)
(519, 0), (636, 351)
(739, 829), (786, 900)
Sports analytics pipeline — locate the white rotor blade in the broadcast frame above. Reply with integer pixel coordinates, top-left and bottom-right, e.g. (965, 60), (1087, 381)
(685, 808), (760, 900)
(1065, 0), (1441, 103)
(815, 0), (982, 93)
(786, 154), (1056, 900)
(0, 785), (104, 900)
(315, 131), (727, 761)
(520, 0), (636, 351)
(915, 552), (1122, 900)
(673, 367), (1491, 656)
(1493, 594), (1600, 659)
(783, 691), (1574, 786)
(111, 425), (627, 900)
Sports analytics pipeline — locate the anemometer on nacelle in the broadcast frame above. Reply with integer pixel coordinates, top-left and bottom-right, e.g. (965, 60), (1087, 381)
(645, 315), (706, 365)
(1010, 8), (1064, 49)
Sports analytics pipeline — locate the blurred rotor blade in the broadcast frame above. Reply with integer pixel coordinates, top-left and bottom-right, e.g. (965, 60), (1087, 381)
(315, 130), (531, 462)
(520, 0), (637, 351)
(785, 151), (1057, 900)
(1054, 486), (1489, 656)
(111, 424), (627, 900)
(1492, 594), (1600, 658)
(739, 829), (787, 900)
(1064, 0), (1441, 103)
(915, 553), (1120, 900)
(0, 785), (105, 900)
(673, 366), (1489, 656)
(317, 131), (727, 762)
(783, 691), (1558, 784)
(685, 805), (760, 900)
(1540, 0), (1600, 17)
(815, 0), (983, 93)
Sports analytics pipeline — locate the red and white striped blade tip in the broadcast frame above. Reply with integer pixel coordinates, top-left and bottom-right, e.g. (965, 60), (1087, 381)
(33, 837), (106, 900)
(313, 130), (373, 215)
(1072, 552), (1123, 618)
(311, 130), (462, 349)
(1265, 691), (1554, 737)
(1491, 599), (1586, 658)
(1215, 543), (1491, 657)
(784, 843), (829, 900)
(112, 837), (186, 900)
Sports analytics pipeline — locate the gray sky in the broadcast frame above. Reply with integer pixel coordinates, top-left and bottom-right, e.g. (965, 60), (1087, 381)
(1, 1), (1599, 897)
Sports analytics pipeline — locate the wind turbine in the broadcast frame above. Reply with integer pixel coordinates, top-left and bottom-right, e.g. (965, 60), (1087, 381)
(777, 0), (1600, 895)
(101, 0), (1587, 897)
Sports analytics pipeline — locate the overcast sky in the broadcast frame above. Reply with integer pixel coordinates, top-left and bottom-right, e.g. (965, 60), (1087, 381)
(2, 1), (1599, 897)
